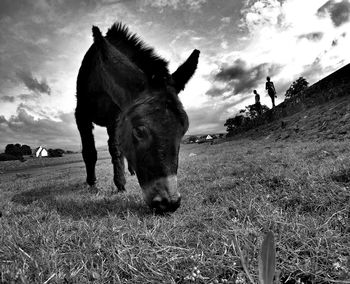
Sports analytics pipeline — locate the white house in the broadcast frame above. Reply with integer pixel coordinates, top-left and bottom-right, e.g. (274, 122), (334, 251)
(206, 135), (213, 140)
(35, 146), (48, 157)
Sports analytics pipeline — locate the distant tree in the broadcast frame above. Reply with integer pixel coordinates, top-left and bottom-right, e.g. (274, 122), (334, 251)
(188, 136), (197, 143)
(0, 153), (19, 161)
(224, 115), (245, 133)
(285, 77), (309, 100)
(20, 145), (32, 155)
(4, 144), (14, 154)
(5, 144), (22, 157)
(48, 148), (65, 157)
(225, 103), (271, 134)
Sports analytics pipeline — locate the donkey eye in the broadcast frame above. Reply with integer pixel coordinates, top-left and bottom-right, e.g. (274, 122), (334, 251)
(133, 126), (148, 140)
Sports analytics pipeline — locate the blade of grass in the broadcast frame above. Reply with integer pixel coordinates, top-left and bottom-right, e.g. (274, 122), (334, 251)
(232, 234), (255, 284)
(258, 231), (276, 284)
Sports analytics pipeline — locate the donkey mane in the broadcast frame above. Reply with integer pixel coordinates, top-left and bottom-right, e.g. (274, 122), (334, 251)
(106, 22), (170, 81)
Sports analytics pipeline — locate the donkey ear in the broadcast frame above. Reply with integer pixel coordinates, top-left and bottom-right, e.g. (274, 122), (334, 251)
(171, 49), (200, 93)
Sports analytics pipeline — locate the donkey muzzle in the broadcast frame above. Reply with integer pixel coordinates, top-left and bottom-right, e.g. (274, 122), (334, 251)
(143, 175), (181, 213)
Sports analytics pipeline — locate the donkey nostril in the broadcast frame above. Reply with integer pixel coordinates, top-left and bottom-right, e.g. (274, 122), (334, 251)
(151, 197), (167, 209)
(150, 196), (181, 213)
(169, 196), (181, 212)
(152, 199), (162, 209)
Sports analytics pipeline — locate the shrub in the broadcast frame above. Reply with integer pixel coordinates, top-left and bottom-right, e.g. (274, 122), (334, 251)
(285, 77), (309, 101)
(0, 153), (20, 161)
(5, 144), (22, 156)
(224, 115), (245, 132)
(48, 148), (65, 157)
(4, 143), (32, 156)
(21, 145), (32, 155)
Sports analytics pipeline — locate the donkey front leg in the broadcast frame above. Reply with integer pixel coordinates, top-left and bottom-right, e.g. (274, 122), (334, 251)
(75, 113), (97, 186)
(107, 125), (126, 192)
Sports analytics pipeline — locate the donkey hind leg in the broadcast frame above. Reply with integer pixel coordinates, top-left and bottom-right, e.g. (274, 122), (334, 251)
(107, 125), (126, 192)
(76, 115), (97, 186)
(128, 163), (135, 176)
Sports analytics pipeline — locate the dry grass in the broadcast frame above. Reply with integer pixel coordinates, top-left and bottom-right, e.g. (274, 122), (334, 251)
(0, 139), (349, 283)
(0, 151), (110, 173)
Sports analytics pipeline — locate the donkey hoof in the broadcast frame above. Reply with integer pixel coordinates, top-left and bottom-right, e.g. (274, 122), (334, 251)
(115, 184), (126, 192)
(128, 166), (135, 176)
(117, 185), (126, 192)
(86, 178), (96, 186)
(110, 181), (126, 194)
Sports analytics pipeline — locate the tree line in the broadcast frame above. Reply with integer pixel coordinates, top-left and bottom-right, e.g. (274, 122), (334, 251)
(0, 143), (71, 161)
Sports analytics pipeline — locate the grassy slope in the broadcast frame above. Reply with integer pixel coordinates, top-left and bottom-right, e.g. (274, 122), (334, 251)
(231, 95), (350, 143)
(1, 139), (349, 283)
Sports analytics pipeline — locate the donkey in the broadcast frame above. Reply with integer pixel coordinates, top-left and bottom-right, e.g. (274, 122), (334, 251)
(75, 23), (199, 213)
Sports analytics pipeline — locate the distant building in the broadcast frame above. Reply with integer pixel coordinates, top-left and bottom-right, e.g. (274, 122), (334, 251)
(35, 146), (48, 157)
(206, 135), (213, 140)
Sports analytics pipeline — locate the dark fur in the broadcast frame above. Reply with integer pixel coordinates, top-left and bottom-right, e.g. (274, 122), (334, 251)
(106, 23), (169, 82)
(75, 22), (199, 211)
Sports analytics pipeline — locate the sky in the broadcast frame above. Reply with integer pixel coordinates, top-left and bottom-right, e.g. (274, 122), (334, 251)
(0, 0), (349, 150)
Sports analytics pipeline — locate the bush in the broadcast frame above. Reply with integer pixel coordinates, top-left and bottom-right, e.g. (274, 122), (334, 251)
(5, 143), (32, 156)
(48, 148), (65, 157)
(285, 77), (309, 101)
(245, 104), (270, 119)
(225, 104), (270, 134)
(5, 144), (22, 157)
(188, 136), (198, 143)
(0, 153), (20, 161)
(21, 145), (32, 155)
(224, 115), (245, 132)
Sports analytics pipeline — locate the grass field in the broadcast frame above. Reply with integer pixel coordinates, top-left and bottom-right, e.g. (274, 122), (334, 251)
(0, 138), (349, 283)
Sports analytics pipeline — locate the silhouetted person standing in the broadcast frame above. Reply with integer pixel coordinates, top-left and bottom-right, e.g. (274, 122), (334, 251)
(253, 90), (262, 116)
(266, 76), (276, 108)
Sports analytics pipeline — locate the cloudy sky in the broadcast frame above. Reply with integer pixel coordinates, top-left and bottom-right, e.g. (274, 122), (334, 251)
(0, 0), (349, 150)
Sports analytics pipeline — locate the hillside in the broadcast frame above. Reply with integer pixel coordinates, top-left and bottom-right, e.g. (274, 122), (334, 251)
(233, 94), (350, 142)
(229, 63), (350, 141)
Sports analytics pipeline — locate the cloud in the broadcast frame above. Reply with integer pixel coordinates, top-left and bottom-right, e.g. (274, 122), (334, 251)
(187, 103), (233, 134)
(0, 106), (78, 149)
(16, 70), (51, 95)
(241, 0), (284, 32)
(205, 86), (227, 98)
(298, 32), (324, 41)
(221, 17), (231, 24)
(1, 0), (349, 140)
(0, 105), (110, 151)
(299, 57), (338, 85)
(0, 95), (15, 102)
(317, 0), (350, 27)
(214, 59), (247, 82)
(142, 0), (207, 11)
(236, 0), (350, 96)
(0, 115), (7, 123)
(208, 59), (281, 97)
(18, 93), (41, 101)
(0, 93), (42, 104)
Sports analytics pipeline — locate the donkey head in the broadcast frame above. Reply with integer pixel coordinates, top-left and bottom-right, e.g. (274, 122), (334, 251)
(118, 50), (199, 213)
